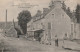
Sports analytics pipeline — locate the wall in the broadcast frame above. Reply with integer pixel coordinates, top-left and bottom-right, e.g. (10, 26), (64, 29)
(45, 6), (71, 39)
(75, 23), (80, 39)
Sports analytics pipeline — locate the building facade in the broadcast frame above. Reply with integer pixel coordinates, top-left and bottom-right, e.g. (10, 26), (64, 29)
(27, 0), (80, 44)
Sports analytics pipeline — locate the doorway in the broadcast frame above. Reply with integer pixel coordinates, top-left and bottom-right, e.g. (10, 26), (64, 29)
(34, 29), (44, 42)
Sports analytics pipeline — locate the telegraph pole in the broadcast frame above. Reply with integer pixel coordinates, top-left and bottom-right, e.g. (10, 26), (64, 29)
(5, 9), (7, 29)
(4, 9), (7, 35)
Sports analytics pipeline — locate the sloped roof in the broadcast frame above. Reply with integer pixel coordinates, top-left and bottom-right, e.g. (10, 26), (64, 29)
(1, 21), (24, 36)
(0, 22), (18, 29)
(0, 22), (5, 29)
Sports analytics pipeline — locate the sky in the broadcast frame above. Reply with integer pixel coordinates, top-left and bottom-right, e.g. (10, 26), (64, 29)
(0, 0), (80, 22)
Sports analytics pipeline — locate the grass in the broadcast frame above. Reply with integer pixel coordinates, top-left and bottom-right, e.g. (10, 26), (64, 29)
(0, 40), (17, 52)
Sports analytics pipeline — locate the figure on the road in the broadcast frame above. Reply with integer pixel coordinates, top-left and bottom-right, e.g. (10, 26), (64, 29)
(64, 33), (68, 40)
(40, 33), (44, 44)
(55, 35), (58, 47)
(62, 33), (68, 48)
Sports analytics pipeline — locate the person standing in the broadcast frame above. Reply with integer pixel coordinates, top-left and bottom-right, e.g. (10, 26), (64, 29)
(55, 35), (58, 47)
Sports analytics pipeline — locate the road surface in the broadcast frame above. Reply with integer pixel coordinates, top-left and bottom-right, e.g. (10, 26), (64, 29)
(0, 34), (79, 52)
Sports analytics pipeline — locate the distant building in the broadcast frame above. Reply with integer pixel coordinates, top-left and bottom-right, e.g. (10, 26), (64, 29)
(0, 22), (18, 37)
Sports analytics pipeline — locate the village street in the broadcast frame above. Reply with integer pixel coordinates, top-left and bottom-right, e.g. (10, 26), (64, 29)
(0, 34), (80, 52)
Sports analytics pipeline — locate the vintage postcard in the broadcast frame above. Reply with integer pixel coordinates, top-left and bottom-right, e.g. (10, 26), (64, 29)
(0, 0), (80, 52)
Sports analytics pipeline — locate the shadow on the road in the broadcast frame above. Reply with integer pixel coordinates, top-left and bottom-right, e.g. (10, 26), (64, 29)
(71, 39), (80, 44)
(0, 47), (17, 52)
(63, 47), (80, 52)
(0, 40), (17, 52)
(3, 48), (17, 52)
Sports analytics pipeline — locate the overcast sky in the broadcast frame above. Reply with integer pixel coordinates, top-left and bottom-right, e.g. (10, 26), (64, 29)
(0, 0), (79, 22)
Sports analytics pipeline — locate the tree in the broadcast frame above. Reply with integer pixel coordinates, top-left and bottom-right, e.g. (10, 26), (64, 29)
(67, 7), (70, 12)
(62, 1), (66, 11)
(75, 4), (80, 23)
(66, 7), (72, 18)
(17, 10), (32, 34)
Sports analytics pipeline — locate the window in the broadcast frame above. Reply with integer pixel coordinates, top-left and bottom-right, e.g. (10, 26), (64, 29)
(62, 14), (64, 16)
(52, 14), (54, 15)
(48, 22), (51, 29)
(48, 22), (51, 41)
(52, 14), (54, 18)
(71, 24), (73, 33)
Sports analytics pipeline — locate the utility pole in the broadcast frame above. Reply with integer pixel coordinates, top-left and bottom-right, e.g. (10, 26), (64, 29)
(5, 9), (7, 29)
(4, 9), (7, 35)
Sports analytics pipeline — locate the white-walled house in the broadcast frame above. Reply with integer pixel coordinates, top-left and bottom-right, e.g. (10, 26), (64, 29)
(27, 0), (71, 43)
(27, 0), (80, 44)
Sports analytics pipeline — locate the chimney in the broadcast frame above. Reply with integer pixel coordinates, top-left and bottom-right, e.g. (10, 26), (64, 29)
(49, 0), (64, 9)
(36, 10), (42, 17)
(54, 1), (62, 8)
(49, 0), (54, 9)
(43, 8), (49, 16)
(5, 9), (7, 28)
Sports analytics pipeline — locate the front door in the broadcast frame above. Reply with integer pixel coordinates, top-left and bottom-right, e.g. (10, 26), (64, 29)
(34, 30), (43, 42)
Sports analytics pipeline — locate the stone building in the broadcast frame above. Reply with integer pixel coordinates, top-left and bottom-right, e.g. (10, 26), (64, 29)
(0, 21), (18, 37)
(27, 0), (80, 44)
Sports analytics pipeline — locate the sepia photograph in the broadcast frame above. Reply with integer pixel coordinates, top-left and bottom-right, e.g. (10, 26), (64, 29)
(0, 0), (80, 52)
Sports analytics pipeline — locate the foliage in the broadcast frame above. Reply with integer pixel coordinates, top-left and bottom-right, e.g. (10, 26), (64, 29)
(62, 2), (72, 19)
(75, 4), (80, 23)
(17, 10), (32, 34)
(66, 7), (72, 18)
(62, 1), (66, 11)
